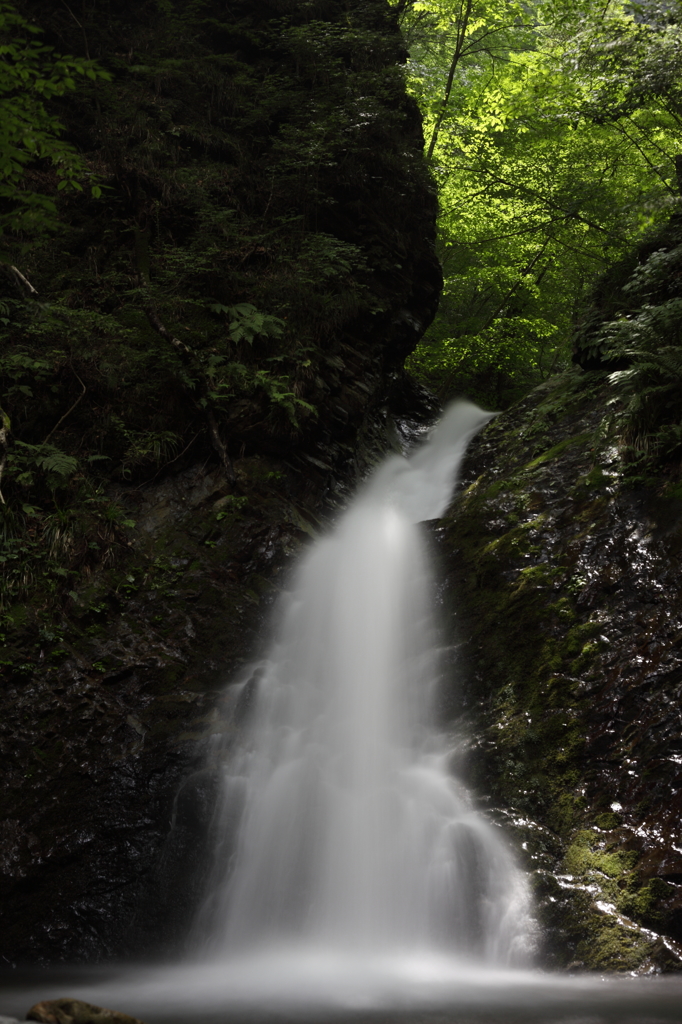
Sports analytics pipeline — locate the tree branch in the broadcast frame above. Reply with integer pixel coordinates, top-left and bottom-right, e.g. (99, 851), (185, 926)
(8, 266), (37, 294)
(143, 302), (191, 355)
(59, 0), (92, 60)
(426, 0), (474, 161)
(44, 370), (86, 444)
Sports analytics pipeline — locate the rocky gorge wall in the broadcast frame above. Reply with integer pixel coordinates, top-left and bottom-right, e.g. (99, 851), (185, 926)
(0, 0), (440, 964)
(441, 208), (682, 971)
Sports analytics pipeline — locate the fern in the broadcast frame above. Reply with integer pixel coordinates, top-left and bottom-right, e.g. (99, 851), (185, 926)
(119, 428), (181, 473)
(622, 245), (682, 301)
(38, 450), (79, 477)
(13, 441), (79, 482)
(253, 370), (317, 426)
(595, 238), (682, 463)
(608, 345), (682, 458)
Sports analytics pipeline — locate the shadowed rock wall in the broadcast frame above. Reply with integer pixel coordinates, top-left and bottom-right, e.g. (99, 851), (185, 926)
(0, 0), (440, 964)
(442, 370), (682, 973)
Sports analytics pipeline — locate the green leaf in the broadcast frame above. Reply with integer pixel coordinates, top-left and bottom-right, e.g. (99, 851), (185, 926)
(38, 451), (78, 477)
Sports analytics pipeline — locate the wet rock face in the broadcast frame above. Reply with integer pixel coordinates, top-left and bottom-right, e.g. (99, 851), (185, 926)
(0, 462), (288, 963)
(0, 408), (422, 966)
(441, 370), (682, 972)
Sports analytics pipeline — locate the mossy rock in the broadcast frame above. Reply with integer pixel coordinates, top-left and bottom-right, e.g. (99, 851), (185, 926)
(442, 368), (682, 971)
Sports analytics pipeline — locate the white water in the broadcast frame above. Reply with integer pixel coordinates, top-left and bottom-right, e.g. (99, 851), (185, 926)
(194, 401), (529, 963)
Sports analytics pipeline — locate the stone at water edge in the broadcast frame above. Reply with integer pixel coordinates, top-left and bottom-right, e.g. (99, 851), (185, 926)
(0, 1016), (21, 1024)
(27, 1001), (145, 1024)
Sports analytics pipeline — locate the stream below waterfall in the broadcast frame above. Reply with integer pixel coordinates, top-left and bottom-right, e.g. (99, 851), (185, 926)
(3, 403), (682, 1023)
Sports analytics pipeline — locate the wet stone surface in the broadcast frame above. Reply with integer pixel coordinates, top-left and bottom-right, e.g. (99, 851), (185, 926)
(440, 369), (682, 973)
(0, 365), (440, 967)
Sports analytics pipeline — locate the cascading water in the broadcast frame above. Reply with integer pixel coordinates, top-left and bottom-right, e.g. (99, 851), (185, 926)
(8, 404), (682, 1022)
(195, 400), (530, 965)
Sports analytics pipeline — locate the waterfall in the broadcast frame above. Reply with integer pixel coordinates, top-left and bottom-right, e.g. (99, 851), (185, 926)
(14, 402), (682, 1021)
(195, 401), (530, 965)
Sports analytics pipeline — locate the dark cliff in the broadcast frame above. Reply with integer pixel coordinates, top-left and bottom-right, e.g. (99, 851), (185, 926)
(0, 0), (440, 964)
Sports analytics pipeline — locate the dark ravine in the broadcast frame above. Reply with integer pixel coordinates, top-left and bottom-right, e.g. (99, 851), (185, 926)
(442, 368), (682, 973)
(4, 0), (682, 979)
(0, 0), (439, 964)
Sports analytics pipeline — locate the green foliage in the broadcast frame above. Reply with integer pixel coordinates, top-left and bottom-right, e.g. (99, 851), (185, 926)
(114, 424), (182, 477)
(0, 489), (134, 611)
(569, 221), (682, 464)
(208, 302), (285, 345)
(408, 315), (560, 407)
(575, 7), (682, 124)
(296, 234), (368, 281)
(608, 345), (682, 458)
(252, 369), (317, 426)
(0, 348), (59, 396)
(0, 0), (110, 238)
(402, 0), (682, 407)
(0, 0), (426, 630)
(202, 355), (316, 427)
(10, 440), (78, 486)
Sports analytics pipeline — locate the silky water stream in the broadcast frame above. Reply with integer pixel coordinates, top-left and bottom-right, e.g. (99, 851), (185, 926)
(193, 400), (527, 964)
(4, 403), (682, 1022)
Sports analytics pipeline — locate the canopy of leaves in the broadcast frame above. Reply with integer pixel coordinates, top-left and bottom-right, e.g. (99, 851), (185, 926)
(402, 0), (682, 408)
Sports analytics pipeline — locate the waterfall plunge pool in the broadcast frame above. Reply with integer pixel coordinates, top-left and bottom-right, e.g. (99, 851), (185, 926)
(2, 957), (682, 1023)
